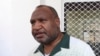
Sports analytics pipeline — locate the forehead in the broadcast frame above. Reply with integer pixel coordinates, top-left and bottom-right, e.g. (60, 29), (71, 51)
(31, 7), (53, 19)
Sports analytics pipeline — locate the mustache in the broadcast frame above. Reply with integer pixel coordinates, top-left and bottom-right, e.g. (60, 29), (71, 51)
(32, 30), (46, 36)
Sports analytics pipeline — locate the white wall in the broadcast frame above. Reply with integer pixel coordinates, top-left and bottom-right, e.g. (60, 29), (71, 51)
(0, 0), (13, 56)
(12, 0), (40, 56)
(0, 0), (40, 56)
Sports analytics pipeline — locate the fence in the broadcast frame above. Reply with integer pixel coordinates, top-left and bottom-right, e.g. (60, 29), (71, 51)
(64, 1), (100, 56)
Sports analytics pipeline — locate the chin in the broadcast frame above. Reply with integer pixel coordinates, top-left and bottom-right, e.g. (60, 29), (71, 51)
(40, 41), (52, 45)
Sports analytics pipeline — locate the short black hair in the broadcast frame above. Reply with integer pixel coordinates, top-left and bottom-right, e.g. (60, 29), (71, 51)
(36, 5), (59, 18)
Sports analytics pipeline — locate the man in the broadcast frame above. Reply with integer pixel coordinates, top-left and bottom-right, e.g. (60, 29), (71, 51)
(29, 5), (95, 56)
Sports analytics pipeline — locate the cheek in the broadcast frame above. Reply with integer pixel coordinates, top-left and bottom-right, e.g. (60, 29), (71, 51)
(44, 23), (57, 33)
(44, 23), (53, 29)
(42, 21), (58, 33)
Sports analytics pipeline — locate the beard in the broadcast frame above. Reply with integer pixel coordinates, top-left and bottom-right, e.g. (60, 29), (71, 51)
(33, 28), (59, 45)
(40, 32), (58, 45)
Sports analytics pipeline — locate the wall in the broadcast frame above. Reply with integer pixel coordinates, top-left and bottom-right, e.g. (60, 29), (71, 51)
(0, 0), (13, 56)
(12, 0), (40, 56)
(0, 0), (40, 56)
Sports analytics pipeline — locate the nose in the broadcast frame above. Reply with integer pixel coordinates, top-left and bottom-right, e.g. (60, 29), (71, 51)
(32, 21), (42, 31)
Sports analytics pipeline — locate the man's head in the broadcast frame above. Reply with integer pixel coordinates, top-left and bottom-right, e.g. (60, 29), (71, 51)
(30, 5), (61, 45)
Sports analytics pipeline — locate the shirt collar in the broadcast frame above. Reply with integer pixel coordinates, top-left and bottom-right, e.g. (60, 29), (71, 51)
(34, 33), (70, 56)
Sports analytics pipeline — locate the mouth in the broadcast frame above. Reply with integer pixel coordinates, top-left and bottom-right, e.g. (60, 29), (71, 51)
(34, 32), (45, 38)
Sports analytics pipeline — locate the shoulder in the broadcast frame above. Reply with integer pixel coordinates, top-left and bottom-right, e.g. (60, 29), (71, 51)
(70, 36), (89, 47)
(69, 36), (95, 56)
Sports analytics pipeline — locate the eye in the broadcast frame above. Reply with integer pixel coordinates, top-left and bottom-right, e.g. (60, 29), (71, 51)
(30, 20), (35, 25)
(39, 19), (44, 22)
(39, 18), (47, 22)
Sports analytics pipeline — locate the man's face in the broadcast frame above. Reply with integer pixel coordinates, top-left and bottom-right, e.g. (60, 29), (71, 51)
(30, 7), (60, 44)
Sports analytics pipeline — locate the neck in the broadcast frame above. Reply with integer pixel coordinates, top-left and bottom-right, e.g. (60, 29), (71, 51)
(44, 32), (63, 54)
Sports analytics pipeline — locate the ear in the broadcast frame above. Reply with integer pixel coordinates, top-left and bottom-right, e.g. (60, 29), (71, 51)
(55, 17), (60, 27)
